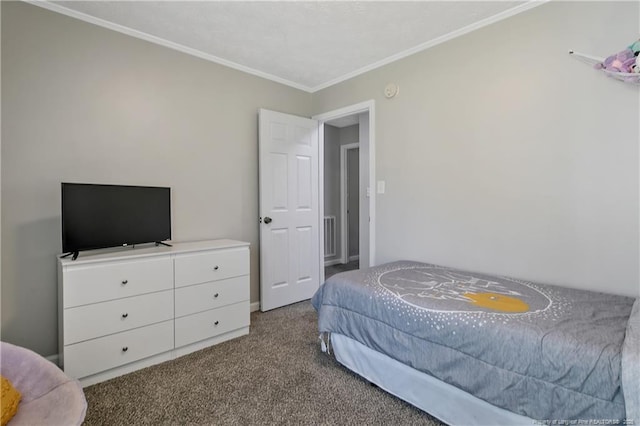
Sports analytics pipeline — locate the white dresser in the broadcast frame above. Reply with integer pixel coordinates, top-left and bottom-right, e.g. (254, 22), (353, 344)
(58, 239), (250, 386)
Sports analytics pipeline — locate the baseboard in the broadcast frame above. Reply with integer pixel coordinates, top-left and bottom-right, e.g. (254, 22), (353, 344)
(46, 353), (60, 367)
(326, 257), (358, 266)
(324, 259), (342, 267)
(250, 301), (260, 312)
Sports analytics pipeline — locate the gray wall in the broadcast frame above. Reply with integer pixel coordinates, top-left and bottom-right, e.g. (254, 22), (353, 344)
(323, 124), (340, 262)
(323, 124), (358, 262)
(313, 1), (640, 298)
(1, 2), (311, 356)
(342, 126), (360, 260)
(3, 1), (639, 358)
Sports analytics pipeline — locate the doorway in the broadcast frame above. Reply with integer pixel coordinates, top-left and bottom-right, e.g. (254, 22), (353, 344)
(313, 100), (375, 284)
(322, 122), (360, 279)
(342, 143), (359, 266)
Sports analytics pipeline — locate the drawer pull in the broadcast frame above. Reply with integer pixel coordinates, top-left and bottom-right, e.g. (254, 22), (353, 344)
(213, 266), (219, 271)
(214, 293), (219, 298)
(122, 313), (129, 319)
(121, 279), (128, 285)
(122, 346), (129, 352)
(214, 321), (219, 326)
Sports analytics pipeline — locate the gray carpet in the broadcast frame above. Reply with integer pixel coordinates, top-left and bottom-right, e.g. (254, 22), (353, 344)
(325, 260), (359, 279)
(83, 301), (444, 425)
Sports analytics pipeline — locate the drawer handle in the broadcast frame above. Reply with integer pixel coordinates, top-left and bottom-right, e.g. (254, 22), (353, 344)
(121, 279), (128, 285)
(122, 347), (129, 352)
(214, 321), (219, 326)
(214, 293), (219, 298)
(122, 313), (129, 319)
(213, 266), (219, 271)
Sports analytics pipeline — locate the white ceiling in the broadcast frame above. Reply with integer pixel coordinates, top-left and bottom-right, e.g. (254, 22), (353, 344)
(38, 1), (535, 92)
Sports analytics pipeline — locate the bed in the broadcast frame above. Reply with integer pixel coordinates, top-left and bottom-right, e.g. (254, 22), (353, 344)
(311, 261), (639, 425)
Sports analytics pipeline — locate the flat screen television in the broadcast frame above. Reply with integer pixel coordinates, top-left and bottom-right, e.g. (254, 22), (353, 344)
(61, 183), (171, 258)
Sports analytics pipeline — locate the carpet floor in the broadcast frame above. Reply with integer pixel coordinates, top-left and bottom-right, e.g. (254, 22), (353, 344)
(83, 301), (444, 425)
(325, 260), (359, 280)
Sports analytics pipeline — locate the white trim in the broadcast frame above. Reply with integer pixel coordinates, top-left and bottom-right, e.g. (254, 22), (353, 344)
(318, 121), (326, 285)
(309, 1), (549, 92)
(367, 107), (376, 267)
(348, 255), (360, 263)
(24, 0), (313, 93)
(324, 259), (342, 267)
(46, 353), (60, 366)
(340, 143), (360, 265)
(313, 101), (373, 123)
(25, 0), (546, 94)
(313, 100), (376, 268)
(250, 301), (260, 313)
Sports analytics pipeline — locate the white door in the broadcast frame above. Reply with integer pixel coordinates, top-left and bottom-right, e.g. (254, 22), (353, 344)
(259, 109), (320, 311)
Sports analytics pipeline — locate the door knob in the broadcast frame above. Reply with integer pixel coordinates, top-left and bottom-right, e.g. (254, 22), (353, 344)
(263, 217), (272, 224)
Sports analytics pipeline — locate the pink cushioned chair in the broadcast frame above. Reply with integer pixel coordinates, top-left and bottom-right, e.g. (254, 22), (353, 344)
(0, 341), (86, 425)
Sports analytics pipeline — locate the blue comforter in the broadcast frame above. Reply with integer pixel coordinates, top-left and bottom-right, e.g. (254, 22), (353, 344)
(311, 261), (636, 421)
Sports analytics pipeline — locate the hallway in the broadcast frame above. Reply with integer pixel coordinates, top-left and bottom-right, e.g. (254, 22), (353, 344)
(324, 260), (359, 280)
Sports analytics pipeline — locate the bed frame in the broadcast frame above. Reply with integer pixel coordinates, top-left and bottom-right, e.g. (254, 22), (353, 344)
(331, 333), (533, 425)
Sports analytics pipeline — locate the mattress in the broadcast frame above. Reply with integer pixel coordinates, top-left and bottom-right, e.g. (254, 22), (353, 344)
(311, 261), (636, 421)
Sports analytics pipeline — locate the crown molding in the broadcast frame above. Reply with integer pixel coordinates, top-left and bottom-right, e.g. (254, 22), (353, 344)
(309, 0), (550, 93)
(24, 0), (548, 94)
(23, 0), (314, 92)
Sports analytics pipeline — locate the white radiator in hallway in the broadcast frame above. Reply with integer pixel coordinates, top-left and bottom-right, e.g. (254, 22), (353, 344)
(324, 216), (336, 257)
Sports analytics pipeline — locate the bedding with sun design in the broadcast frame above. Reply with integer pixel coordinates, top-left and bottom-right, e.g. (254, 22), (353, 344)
(312, 260), (636, 422)
(374, 265), (550, 316)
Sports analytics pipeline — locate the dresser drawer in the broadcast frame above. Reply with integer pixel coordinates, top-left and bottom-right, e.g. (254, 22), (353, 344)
(64, 290), (173, 344)
(174, 248), (249, 288)
(175, 275), (249, 318)
(175, 301), (249, 348)
(63, 320), (174, 380)
(63, 257), (173, 308)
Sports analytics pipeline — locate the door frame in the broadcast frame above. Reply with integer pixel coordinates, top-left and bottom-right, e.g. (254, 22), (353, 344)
(313, 100), (376, 284)
(340, 143), (359, 264)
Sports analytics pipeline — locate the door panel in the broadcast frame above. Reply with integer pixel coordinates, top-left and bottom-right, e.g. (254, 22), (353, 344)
(259, 109), (320, 311)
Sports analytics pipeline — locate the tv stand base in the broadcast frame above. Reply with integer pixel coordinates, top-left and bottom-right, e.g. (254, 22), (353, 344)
(61, 251), (79, 260)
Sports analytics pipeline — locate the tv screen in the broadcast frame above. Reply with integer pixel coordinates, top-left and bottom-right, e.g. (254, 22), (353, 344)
(61, 183), (171, 254)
